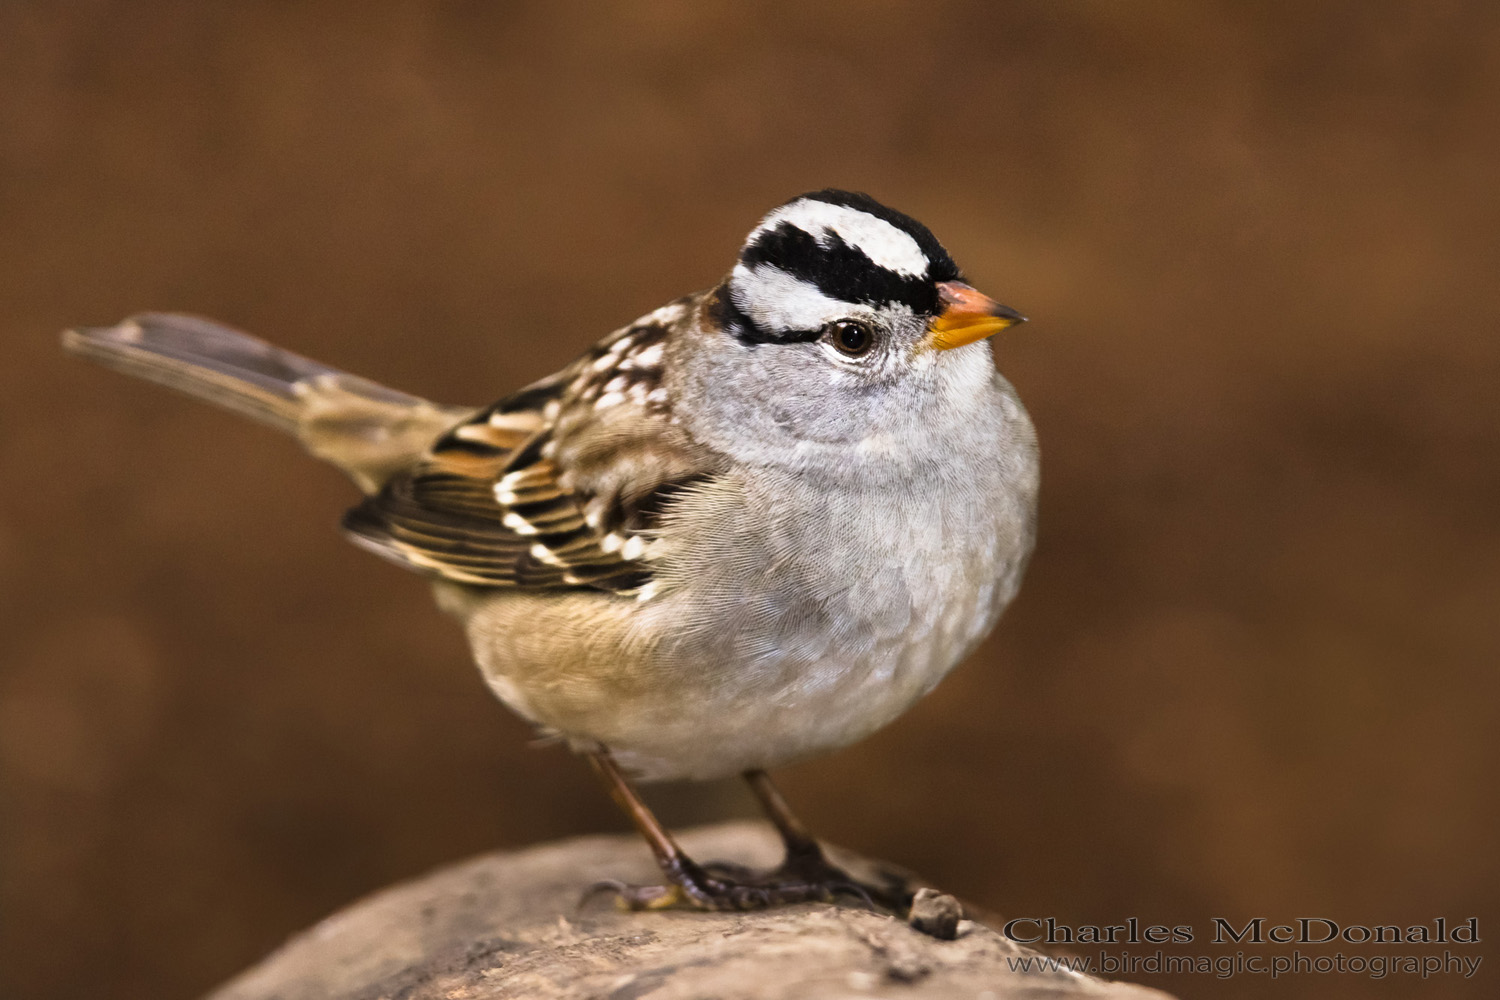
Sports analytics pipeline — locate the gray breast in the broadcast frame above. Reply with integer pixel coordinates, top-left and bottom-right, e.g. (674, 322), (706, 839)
(455, 369), (1039, 781)
(648, 413), (1036, 706)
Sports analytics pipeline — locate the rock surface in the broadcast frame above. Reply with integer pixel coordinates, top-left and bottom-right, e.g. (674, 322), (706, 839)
(208, 822), (1176, 1000)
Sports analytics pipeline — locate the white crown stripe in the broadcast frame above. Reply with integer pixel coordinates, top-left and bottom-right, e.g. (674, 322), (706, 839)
(751, 201), (930, 278)
(730, 262), (855, 334)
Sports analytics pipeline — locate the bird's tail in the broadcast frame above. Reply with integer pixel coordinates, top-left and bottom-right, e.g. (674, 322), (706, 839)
(62, 313), (471, 492)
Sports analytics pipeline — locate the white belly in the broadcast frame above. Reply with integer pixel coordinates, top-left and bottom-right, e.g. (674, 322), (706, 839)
(605, 561), (1012, 781)
(446, 451), (1035, 782)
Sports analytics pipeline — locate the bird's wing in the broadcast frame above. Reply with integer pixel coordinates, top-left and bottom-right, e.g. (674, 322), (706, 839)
(342, 308), (721, 593)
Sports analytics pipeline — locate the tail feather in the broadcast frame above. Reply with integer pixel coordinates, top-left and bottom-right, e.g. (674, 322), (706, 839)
(61, 313), (362, 432)
(62, 313), (470, 493)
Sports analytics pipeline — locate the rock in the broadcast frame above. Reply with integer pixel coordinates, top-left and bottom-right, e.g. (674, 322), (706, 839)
(907, 887), (964, 940)
(207, 821), (1176, 1000)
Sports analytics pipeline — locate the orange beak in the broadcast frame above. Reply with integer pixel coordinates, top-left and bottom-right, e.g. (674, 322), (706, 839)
(925, 281), (1026, 351)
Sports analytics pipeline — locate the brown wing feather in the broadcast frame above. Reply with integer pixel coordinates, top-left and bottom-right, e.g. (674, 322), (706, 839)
(341, 308), (718, 593)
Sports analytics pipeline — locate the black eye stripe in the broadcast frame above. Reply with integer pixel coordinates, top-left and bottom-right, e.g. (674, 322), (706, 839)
(724, 192), (966, 346)
(710, 287), (821, 346)
(741, 224), (940, 315)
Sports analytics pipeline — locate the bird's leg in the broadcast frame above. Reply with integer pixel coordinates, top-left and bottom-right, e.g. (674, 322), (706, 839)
(743, 769), (824, 866)
(583, 750), (873, 911)
(584, 750), (706, 909)
(740, 769), (915, 913)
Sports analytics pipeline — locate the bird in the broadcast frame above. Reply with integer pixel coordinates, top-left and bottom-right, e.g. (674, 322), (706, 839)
(62, 189), (1038, 912)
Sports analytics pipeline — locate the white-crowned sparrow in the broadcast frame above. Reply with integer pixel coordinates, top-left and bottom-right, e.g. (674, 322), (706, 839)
(63, 190), (1037, 911)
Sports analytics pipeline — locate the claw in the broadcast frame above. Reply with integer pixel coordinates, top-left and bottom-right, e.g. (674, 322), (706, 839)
(583, 858), (904, 915)
(823, 879), (877, 909)
(581, 877), (628, 903)
(581, 879), (685, 911)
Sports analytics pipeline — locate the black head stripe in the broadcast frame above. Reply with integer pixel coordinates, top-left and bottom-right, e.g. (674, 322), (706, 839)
(741, 222), (941, 315)
(709, 285), (821, 346)
(795, 189), (961, 283)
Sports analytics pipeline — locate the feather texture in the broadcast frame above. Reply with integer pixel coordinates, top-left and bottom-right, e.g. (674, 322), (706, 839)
(342, 303), (725, 593)
(61, 313), (471, 493)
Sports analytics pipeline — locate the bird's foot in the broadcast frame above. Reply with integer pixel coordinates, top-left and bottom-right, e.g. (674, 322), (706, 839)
(584, 847), (912, 914)
(762, 843), (915, 914)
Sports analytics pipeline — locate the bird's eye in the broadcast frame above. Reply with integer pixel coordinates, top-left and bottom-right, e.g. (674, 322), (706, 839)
(825, 320), (873, 357)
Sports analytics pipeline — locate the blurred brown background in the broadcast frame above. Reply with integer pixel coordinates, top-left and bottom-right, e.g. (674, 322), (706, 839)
(2, 2), (1496, 998)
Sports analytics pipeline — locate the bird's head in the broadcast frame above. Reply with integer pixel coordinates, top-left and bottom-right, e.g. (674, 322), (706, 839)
(675, 190), (1027, 472)
(720, 189), (1023, 357)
